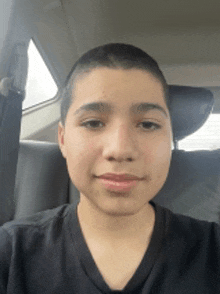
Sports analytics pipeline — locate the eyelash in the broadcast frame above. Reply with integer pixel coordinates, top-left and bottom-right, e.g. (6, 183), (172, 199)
(80, 119), (161, 131)
(137, 121), (161, 131)
(81, 120), (104, 129)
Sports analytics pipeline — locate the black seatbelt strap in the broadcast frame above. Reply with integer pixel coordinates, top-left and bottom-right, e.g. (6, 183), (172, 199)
(0, 42), (28, 225)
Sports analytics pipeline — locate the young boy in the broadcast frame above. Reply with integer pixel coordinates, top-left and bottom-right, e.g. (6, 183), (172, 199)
(0, 43), (219, 293)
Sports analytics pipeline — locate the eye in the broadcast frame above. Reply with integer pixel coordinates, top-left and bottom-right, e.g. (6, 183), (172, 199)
(81, 119), (104, 129)
(138, 121), (161, 131)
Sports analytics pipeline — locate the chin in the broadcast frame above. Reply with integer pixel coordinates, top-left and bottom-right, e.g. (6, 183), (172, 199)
(97, 197), (147, 217)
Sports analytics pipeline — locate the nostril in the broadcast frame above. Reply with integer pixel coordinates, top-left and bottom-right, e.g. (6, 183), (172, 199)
(108, 157), (114, 161)
(107, 156), (133, 162)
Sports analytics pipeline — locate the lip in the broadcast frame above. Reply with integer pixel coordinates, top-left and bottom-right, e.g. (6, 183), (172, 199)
(97, 173), (142, 192)
(98, 173), (142, 181)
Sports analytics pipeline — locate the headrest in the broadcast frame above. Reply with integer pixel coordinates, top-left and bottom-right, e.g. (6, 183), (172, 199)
(169, 85), (214, 141)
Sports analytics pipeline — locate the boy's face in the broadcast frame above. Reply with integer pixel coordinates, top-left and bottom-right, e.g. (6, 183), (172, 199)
(58, 68), (172, 216)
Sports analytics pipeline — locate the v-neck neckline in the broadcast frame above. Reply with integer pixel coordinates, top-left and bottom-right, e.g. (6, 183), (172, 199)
(69, 201), (166, 293)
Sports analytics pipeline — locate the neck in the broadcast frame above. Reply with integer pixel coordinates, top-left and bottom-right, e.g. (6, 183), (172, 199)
(77, 195), (155, 242)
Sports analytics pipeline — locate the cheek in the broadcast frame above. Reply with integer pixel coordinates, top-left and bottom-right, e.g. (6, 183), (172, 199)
(153, 141), (172, 183)
(143, 139), (171, 191)
(66, 132), (92, 155)
(65, 135), (98, 175)
(155, 140), (172, 161)
(142, 136), (171, 167)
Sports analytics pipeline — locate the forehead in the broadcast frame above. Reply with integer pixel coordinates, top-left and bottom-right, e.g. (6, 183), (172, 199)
(71, 68), (167, 110)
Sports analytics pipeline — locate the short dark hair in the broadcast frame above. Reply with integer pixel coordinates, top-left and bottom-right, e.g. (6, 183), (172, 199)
(60, 43), (168, 126)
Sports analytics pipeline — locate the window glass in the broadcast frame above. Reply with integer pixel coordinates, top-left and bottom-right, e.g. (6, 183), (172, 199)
(22, 40), (58, 110)
(178, 114), (220, 151)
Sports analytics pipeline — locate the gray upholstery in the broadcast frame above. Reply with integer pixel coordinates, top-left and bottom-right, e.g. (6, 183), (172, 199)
(10, 140), (220, 225)
(13, 140), (69, 220)
(154, 149), (220, 223)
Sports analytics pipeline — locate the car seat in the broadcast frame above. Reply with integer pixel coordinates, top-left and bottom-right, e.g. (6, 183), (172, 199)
(1, 85), (219, 226)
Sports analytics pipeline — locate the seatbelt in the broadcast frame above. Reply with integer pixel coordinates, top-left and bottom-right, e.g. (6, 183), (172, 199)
(0, 42), (28, 225)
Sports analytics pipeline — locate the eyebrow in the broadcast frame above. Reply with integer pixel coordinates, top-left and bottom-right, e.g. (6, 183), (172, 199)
(131, 103), (168, 117)
(74, 102), (168, 117)
(74, 102), (112, 115)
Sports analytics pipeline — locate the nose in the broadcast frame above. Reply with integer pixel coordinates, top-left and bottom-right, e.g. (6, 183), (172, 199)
(103, 123), (139, 162)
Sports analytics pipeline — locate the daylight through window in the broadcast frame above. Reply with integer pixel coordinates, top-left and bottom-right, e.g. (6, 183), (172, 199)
(179, 113), (220, 151)
(22, 40), (58, 109)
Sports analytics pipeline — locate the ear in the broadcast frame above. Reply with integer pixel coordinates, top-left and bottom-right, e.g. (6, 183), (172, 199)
(58, 121), (67, 158)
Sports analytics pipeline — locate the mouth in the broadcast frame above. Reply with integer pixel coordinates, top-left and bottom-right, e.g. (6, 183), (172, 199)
(96, 173), (143, 192)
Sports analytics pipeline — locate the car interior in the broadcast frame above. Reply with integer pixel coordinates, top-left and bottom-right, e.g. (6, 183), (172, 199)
(0, 0), (220, 226)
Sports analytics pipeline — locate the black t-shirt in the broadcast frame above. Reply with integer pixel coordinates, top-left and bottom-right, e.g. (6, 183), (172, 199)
(0, 201), (220, 294)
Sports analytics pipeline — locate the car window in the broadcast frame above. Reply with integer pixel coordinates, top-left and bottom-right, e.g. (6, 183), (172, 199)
(22, 40), (58, 110)
(179, 113), (220, 150)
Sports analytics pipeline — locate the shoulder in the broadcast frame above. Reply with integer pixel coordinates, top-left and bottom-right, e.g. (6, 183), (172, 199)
(0, 203), (74, 244)
(0, 203), (75, 261)
(154, 201), (220, 235)
(153, 201), (220, 254)
(165, 205), (220, 241)
(0, 204), (75, 292)
(155, 202), (220, 273)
